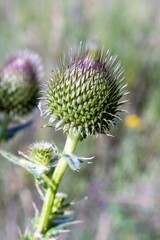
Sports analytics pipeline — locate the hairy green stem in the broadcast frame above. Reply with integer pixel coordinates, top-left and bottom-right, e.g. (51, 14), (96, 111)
(35, 131), (80, 235)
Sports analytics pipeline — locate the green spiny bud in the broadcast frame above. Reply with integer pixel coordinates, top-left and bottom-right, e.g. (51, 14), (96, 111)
(28, 141), (55, 165)
(0, 50), (43, 117)
(44, 42), (128, 139)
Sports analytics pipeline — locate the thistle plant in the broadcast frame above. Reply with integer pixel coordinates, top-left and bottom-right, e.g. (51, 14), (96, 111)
(0, 50), (43, 141)
(0, 42), (128, 239)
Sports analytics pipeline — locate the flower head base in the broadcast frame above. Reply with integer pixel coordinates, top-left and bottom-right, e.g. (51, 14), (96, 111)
(44, 42), (128, 139)
(29, 141), (56, 165)
(0, 50), (43, 117)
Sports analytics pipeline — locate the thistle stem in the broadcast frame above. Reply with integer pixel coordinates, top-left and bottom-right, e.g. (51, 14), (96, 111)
(35, 131), (80, 235)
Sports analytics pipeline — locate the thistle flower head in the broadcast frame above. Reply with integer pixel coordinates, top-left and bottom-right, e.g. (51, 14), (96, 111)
(28, 141), (55, 165)
(44, 42), (128, 139)
(0, 50), (43, 117)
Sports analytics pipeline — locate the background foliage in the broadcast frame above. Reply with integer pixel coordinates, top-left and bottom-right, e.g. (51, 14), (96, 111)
(0, 0), (160, 239)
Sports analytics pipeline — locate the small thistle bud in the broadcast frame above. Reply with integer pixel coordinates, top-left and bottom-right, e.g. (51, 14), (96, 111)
(0, 50), (43, 117)
(28, 141), (55, 165)
(44, 42), (128, 139)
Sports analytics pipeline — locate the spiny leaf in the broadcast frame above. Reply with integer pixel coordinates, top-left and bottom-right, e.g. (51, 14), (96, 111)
(63, 153), (94, 171)
(0, 150), (48, 177)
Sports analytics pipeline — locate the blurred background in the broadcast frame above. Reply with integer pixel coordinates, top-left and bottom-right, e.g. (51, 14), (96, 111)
(0, 0), (160, 239)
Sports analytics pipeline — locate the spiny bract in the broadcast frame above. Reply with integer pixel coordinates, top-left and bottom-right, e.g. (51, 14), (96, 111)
(0, 50), (43, 117)
(44, 42), (128, 139)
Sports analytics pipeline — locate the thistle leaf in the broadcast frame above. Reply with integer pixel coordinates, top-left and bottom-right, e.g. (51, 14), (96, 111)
(64, 153), (81, 171)
(63, 153), (94, 171)
(0, 150), (48, 177)
(45, 217), (81, 238)
(6, 119), (33, 140)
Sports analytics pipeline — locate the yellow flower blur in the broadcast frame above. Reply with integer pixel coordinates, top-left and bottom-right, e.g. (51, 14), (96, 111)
(124, 114), (141, 128)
